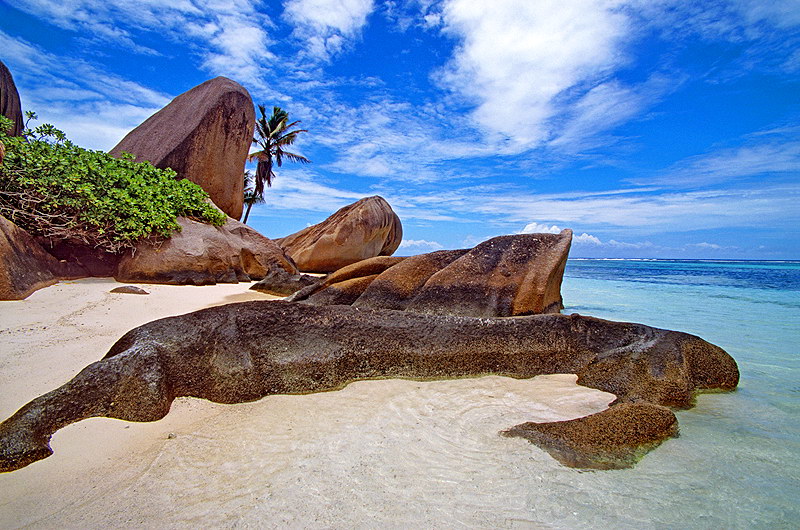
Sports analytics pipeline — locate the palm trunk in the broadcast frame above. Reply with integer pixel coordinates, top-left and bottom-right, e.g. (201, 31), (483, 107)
(242, 202), (254, 224)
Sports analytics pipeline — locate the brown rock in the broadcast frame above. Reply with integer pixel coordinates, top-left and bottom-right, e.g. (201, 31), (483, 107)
(109, 77), (254, 219)
(115, 216), (298, 285)
(0, 61), (23, 137)
(0, 215), (60, 300)
(293, 231), (572, 317)
(0, 302), (739, 472)
(352, 250), (468, 310)
(503, 402), (679, 470)
(110, 285), (149, 295)
(287, 255), (406, 303)
(278, 196), (402, 273)
(249, 268), (318, 297)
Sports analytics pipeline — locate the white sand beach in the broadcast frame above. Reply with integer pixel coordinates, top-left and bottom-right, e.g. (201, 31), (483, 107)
(0, 279), (615, 528)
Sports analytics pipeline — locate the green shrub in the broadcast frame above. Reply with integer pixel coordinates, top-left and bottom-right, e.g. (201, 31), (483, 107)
(0, 114), (226, 253)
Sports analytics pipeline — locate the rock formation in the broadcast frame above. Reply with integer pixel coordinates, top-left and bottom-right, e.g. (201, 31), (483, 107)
(0, 301), (739, 472)
(290, 230), (572, 317)
(0, 61), (24, 137)
(0, 215), (60, 300)
(278, 196), (402, 273)
(503, 402), (679, 470)
(109, 77), (254, 219)
(116, 216), (299, 285)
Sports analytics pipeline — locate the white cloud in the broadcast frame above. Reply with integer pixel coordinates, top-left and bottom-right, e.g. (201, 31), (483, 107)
(438, 0), (634, 151)
(519, 222), (563, 234)
(0, 31), (170, 149)
(574, 233), (602, 245)
(11, 0), (275, 89)
(643, 138), (800, 188)
(399, 239), (444, 250)
(284, 0), (375, 60)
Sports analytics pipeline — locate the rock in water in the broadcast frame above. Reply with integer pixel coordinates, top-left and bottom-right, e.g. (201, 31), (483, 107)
(0, 302), (739, 472)
(0, 61), (23, 137)
(0, 215), (60, 300)
(292, 230), (572, 317)
(109, 77), (254, 219)
(115, 216), (299, 285)
(503, 402), (680, 470)
(277, 196), (402, 273)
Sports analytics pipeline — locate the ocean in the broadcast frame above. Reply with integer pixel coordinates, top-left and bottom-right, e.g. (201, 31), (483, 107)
(558, 258), (800, 527)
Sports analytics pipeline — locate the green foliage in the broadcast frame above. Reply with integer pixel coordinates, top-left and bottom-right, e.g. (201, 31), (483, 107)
(0, 115), (226, 253)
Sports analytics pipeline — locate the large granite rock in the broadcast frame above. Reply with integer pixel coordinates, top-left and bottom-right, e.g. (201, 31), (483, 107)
(0, 215), (60, 300)
(278, 196), (402, 273)
(116, 216), (298, 285)
(0, 301), (739, 472)
(0, 61), (23, 137)
(109, 77), (254, 219)
(291, 230), (572, 317)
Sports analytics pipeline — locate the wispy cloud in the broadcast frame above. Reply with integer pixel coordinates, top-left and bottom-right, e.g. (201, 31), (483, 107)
(11, 0), (275, 89)
(283, 0), (376, 60)
(640, 137), (800, 188)
(0, 31), (170, 149)
(398, 239), (444, 251)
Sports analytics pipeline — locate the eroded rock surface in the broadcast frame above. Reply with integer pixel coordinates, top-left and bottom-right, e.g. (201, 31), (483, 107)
(503, 402), (679, 470)
(278, 196), (402, 273)
(109, 77), (254, 219)
(0, 60), (23, 137)
(0, 215), (60, 300)
(291, 231), (572, 317)
(116, 216), (298, 285)
(0, 302), (738, 472)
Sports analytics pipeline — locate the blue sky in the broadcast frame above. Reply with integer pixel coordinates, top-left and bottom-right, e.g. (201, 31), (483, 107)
(1, 0), (799, 259)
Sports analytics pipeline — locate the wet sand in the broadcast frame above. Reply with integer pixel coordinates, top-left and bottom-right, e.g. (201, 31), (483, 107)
(0, 279), (614, 528)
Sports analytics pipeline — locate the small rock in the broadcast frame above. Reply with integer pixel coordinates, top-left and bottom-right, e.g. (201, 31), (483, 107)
(110, 285), (149, 295)
(167, 433), (176, 439)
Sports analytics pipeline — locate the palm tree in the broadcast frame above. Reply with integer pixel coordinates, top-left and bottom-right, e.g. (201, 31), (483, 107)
(247, 105), (310, 198)
(241, 170), (264, 224)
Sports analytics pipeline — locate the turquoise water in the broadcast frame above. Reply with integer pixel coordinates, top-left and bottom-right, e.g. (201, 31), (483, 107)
(560, 259), (800, 527)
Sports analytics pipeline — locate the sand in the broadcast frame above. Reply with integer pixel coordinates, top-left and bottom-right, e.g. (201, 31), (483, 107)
(0, 279), (615, 528)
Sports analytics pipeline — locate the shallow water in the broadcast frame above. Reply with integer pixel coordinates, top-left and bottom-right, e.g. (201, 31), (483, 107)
(560, 259), (800, 528)
(2, 262), (798, 528)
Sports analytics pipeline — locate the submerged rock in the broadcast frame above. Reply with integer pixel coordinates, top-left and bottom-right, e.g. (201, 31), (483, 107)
(0, 302), (738, 472)
(109, 77), (254, 219)
(503, 402), (679, 470)
(278, 196), (402, 273)
(292, 230), (572, 317)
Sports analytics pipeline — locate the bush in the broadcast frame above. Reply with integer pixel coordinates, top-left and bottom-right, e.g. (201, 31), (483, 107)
(0, 115), (226, 253)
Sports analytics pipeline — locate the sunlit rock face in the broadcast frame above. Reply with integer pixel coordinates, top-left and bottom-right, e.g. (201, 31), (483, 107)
(277, 196), (402, 273)
(116, 216), (299, 285)
(0, 60), (24, 137)
(0, 301), (738, 472)
(0, 215), (59, 300)
(109, 76), (254, 220)
(291, 230), (573, 317)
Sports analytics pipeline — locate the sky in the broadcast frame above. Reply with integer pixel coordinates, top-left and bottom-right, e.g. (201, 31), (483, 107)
(1, 0), (799, 259)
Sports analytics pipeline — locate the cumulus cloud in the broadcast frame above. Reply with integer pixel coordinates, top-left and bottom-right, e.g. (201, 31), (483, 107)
(574, 233), (602, 245)
(284, 0), (375, 60)
(519, 222), (563, 234)
(399, 239), (445, 251)
(438, 0), (635, 151)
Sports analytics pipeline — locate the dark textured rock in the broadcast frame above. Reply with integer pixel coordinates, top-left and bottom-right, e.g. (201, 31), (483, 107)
(0, 215), (60, 300)
(503, 402), (679, 470)
(0, 61), (23, 137)
(41, 240), (123, 278)
(249, 268), (318, 297)
(292, 231), (572, 317)
(0, 302), (738, 472)
(116, 216), (298, 285)
(278, 196), (402, 273)
(110, 285), (149, 295)
(109, 77), (254, 219)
